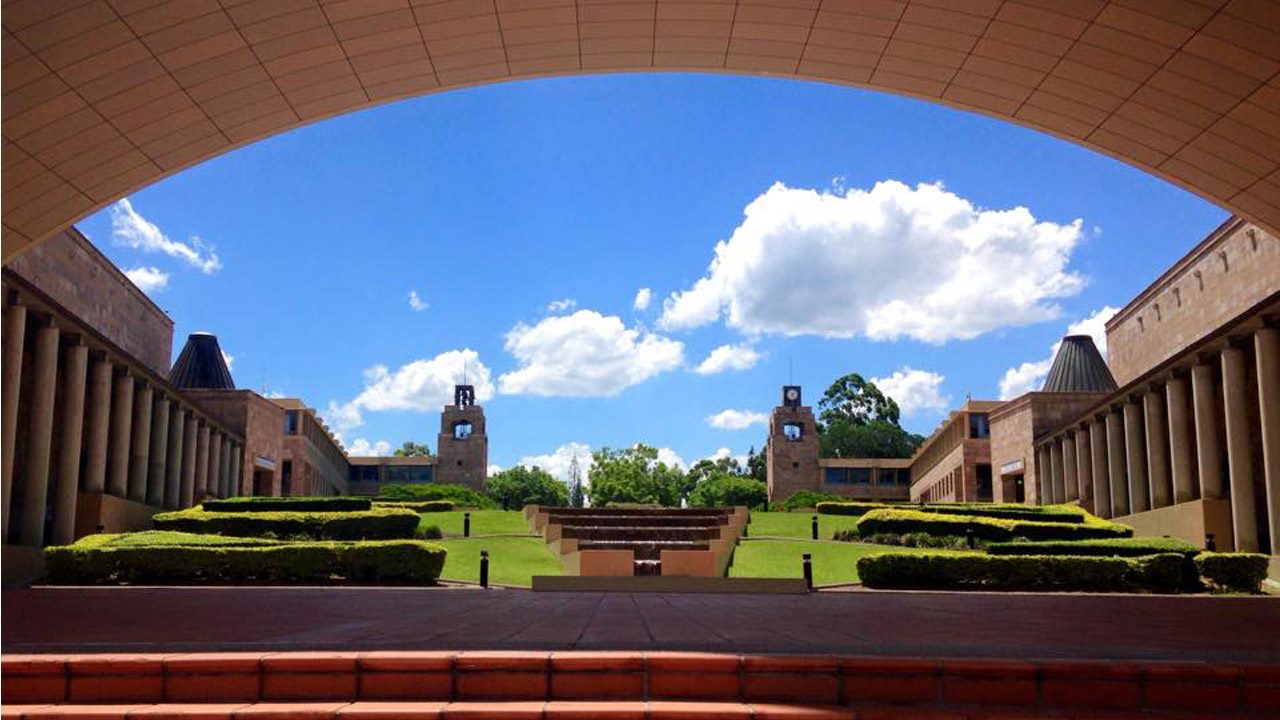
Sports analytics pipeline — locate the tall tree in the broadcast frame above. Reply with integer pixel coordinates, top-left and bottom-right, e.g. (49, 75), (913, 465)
(486, 466), (568, 510)
(746, 444), (768, 483)
(393, 440), (432, 457)
(818, 373), (901, 428)
(587, 445), (687, 507)
(568, 455), (585, 508)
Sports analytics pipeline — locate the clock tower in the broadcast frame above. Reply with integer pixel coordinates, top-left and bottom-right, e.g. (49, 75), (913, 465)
(766, 385), (820, 502)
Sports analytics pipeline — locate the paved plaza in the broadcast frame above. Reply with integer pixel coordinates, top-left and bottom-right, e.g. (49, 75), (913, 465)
(5, 587), (1277, 661)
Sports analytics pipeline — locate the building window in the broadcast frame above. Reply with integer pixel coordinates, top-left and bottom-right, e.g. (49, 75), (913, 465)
(969, 413), (990, 439)
(281, 460), (292, 495)
(454, 420), (473, 440)
(897, 468), (911, 485)
(386, 465), (433, 484)
(783, 422), (803, 441)
(976, 463), (993, 501)
(284, 410), (299, 435)
(824, 467), (871, 485)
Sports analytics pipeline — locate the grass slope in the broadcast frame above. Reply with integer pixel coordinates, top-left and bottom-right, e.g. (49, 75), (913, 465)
(417, 510), (534, 537)
(746, 511), (861, 539)
(436, 536), (562, 587)
(728, 539), (956, 585)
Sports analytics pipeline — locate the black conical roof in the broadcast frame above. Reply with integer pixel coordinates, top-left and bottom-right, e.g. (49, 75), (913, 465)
(168, 332), (235, 390)
(1041, 335), (1118, 394)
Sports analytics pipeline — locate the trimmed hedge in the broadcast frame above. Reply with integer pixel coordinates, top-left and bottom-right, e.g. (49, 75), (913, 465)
(202, 497), (372, 512)
(152, 507), (421, 540)
(772, 491), (849, 511)
(373, 500), (453, 513)
(857, 552), (1185, 593)
(45, 536), (446, 585)
(987, 537), (1200, 558)
(819, 500), (1088, 523)
(853, 508), (1132, 543)
(1196, 552), (1270, 593)
(378, 483), (496, 509)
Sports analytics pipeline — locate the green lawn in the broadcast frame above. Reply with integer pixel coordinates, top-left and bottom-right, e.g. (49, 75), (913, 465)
(746, 511), (861, 539)
(417, 510), (533, 537)
(436, 536), (562, 587)
(728, 538), (955, 586)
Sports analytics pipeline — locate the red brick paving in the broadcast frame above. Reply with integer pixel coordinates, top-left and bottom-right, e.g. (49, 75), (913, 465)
(3, 587), (1278, 662)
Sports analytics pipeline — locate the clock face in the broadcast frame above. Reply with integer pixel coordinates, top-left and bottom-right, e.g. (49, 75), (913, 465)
(785, 389), (799, 401)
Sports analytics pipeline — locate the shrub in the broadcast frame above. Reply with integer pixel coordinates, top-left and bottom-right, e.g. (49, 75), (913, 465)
(688, 474), (768, 509)
(988, 537), (1199, 558)
(857, 552), (1186, 593)
(839, 530), (972, 550)
(201, 497), (371, 512)
(373, 500), (453, 513)
(854, 508), (1132, 543)
(819, 500), (1088, 523)
(378, 483), (496, 509)
(44, 537), (446, 586)
(418, 525), (444, 540)
(152, 507), (421, 540)
(817, 501), (892, 517)
(1195, 552), (1270, 593)
(774, 491), (848, 511)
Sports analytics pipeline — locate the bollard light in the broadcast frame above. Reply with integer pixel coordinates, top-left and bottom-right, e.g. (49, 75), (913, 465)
(464, 512), (471, 538)
(479, 549), (490, 588)
(811, 515), (819, 540)
(1205, 533), (1216, 552)
(966, 528), (975, 549)
(802, 552), (813, 592)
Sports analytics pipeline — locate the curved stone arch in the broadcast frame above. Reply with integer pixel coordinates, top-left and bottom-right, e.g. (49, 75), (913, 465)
(3, 0), (1279, 261)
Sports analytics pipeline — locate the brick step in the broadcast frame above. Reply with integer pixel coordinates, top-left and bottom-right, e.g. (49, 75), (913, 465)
(537, 508), (731, 517)
(560, 527), (724, 541)
(545, 516), (729, 528)
(4, 652), (1277, 716)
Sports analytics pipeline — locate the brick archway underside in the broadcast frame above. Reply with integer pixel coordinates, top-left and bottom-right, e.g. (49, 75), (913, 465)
(4, 0), (1280, 261)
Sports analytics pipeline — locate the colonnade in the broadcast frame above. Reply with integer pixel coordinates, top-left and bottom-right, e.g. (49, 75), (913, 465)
(1, 299), (243, 548)
(1036, 327), (1280, 552)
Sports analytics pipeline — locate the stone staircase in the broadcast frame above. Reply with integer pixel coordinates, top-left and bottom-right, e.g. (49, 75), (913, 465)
(3, 650), (1274, 718)
(524, 506), (748, 577)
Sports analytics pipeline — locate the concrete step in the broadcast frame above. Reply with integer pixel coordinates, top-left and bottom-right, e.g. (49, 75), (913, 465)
(545, 515), (729, 528)
(560, 527), (724, 542)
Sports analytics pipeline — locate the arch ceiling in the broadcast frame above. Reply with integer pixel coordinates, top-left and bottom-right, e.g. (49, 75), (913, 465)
(4, 0), (1280, 261)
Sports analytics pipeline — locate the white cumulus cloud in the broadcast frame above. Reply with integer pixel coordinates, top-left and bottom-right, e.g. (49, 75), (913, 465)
(498, 309), (684, 397)
(706, 409), (770, 430)
(324, 348), (494, 431)
(221, 350), (235, 372)
(659, 180), (1085, 344)
(348, 438), (392, 456)
(124, 266), (168, 293)
(633, 287), (652, 311)
(547, 298), (577, 313)
(998, 306), (1120, 399)
(110, 198), (221, 274)
(408, 290), (428, 311)
(655, 446), (686, 470)
(487, 464), (504, 476)
(694, 343), (762, 375)
(517, 442), (594, 483)
(871, 366), (949, 416)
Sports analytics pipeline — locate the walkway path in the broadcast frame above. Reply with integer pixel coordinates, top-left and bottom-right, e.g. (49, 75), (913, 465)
(4, 587), (1278, 661)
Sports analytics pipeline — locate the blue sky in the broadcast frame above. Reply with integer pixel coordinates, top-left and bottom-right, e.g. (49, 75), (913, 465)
(76, 72), (1227, 479)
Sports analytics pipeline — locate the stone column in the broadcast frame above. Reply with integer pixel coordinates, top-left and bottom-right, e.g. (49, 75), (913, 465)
(51, 342), (88, 545)
(1034, 444), (1050, 504)
(1256, 327), (1280, 555)
(1222, 345), (1258, 551)
(180, 414), (198, 508)
(82, 358), (112, 494)
(1192, 362), (1225, 499)
(146, 394), (169, 507)
(1090, 419), (1110, 518)
(195, 424), (210, 499)
(1063, 435), (1079, 503)
(1166, 375), (1196, 503)
(2, 302), (27, 538)
(230, 444), (244, 496)
(1075, 427), (1093, 511)
(207, 432), (222, 498)
(107, 372), (134, 497)
(218, 436), (232, 498)
(1145, 389), (1172, 509)
(1107, 410), (1129, 516)
(19, 323), (61, 546)
(1050, 440), (1065, 504)
(165, 404), (184, 509)
(1123, 400), (1150, 513)
(128, 382), (153, 502)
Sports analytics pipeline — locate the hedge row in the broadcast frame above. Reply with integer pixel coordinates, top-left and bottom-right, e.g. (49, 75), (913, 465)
(202, 497), (371, 512)
(988, 537), (1200, 558)
(378, 483), (496, 509)
(853, 508), (1132, 543)
(45, 536), (445, 585)
(817, 500), (1088, 523)
(772, 491), (850, 511)
(1196, 552), (1271, 593)
(152, 507), (421, 540)
(857, 552), (1186, 593)
(372, 500), (453, 513)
